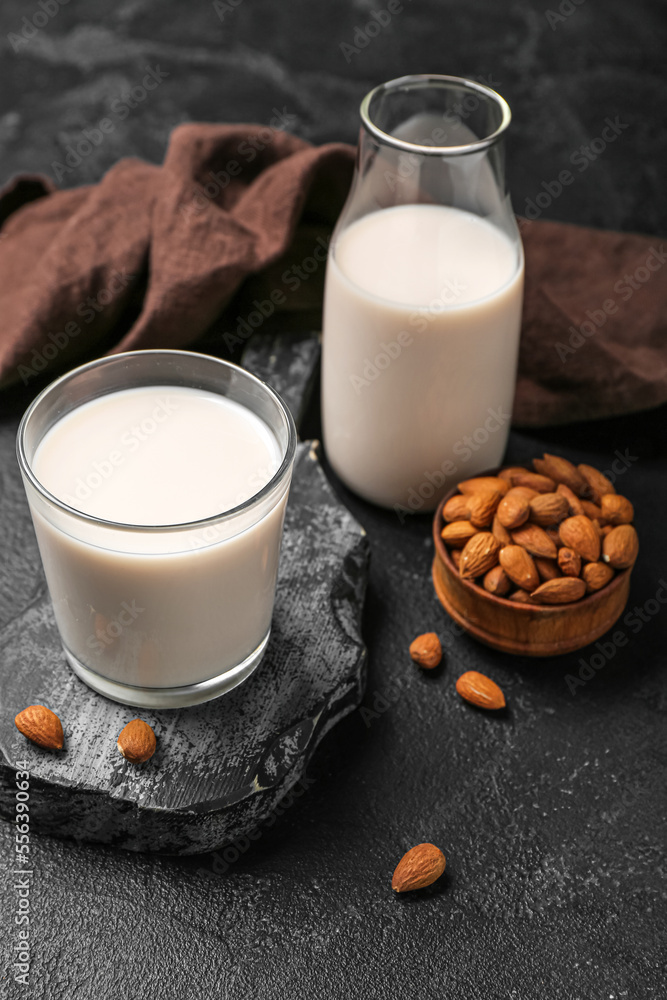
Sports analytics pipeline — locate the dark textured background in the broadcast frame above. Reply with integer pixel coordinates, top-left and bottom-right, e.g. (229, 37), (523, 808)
(1, 2), (666, 997)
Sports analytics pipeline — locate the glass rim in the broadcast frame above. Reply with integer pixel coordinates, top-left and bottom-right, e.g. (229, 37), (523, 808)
(16, 349), (298, 534)
(360, 73), (512, 156)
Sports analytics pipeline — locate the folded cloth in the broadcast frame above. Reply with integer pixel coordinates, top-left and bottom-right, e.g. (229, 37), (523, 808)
(1, 122), (665, 426)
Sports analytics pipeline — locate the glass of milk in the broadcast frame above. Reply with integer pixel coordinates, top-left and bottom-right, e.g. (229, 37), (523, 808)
(322, 74), (524, 512)
(17, 351), (297, 708)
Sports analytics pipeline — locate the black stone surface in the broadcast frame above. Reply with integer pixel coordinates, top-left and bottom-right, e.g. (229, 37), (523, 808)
(1, 2), (666, 997)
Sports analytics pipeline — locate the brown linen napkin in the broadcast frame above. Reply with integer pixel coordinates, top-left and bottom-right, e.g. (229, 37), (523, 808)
(1, 122), (665, 427)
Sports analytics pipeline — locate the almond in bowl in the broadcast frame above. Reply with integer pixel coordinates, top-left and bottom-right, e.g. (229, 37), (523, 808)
(432, 455), (638, 656)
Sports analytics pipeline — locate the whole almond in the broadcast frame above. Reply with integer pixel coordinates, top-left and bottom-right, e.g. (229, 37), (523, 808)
(14, 705), (64, 751)
(392, 843), (446, 893)
(510, 523), (558, 560)
(510, 470), (556, 493)
(459, 532), (501, 579)
(558, 546), (582, 577)
(409, 633), (442, 669)
(600, 493), (634, 526)
(457, 476), (509, 497)
(539, 454), (588, 497)
(442, 494), (470, 522)
(530, 577), (586, 604)
(456, 670), (506, 710)
(509, 588), (534, 603)
(499, 545), (540, 592)
(117, 719), (157, 764)
(497, 491), (530, 530)
(556, 482), (585, 517)
(535, 557), (561, 582)
(602, 524), (639, 569)
(529, 492), (569, 527)
(483, 564), (512, 596)
(468, 488), (503, 528)
(559, 515), (600, 563)
(578, 464), (616, 503)
(441, 520), (478, 548)
(492, 514), (512, 547)
(582, 561), (615, 593)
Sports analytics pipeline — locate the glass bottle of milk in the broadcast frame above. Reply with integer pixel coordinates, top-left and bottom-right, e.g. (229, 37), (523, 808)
(321, 75), (524, 512)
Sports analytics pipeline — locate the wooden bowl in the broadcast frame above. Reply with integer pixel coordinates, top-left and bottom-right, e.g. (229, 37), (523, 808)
(432, 479), (632, 657)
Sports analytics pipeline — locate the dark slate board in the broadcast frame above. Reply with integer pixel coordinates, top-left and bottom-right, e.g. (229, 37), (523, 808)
(0, 334), (369, 854)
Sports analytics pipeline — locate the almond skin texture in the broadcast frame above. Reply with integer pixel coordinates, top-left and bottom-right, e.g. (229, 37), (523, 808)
(556, 483), (585, 517)
(602, 524), (639, 569)
(491, 514), (512, 547)
(457, 476), (508, 497)
(530, 577), (586, 604)
(442, 494), (470, 522)
(497, 491), (530, 530)
(558, 547), (582, 577)
(456, 671), (506, 710)
(578, 464), (616, 504)
(582, 561), (615, 593)
(539, 454), (588, 497)
(510, 470), (556, 494)
(510, 523), (558, 560)
(559, 515), (600, 564)
(600, 493), (634, 526)
(483, 564), (512, 596)
(468, 489), (503, 528)
(459, 532), (501, 579)
(117, 719), (157, 764)
(392, 843), (446, 893)
(499, 544), (540, 592)
(529, 492), (569, 527)
(535, 557), (561, 582)
(441, 520), (478, 548)
(14, 705), (64, 751)
(409, 633), (442, 669)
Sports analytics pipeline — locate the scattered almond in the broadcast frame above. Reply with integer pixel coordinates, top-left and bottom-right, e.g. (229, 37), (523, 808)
(409, 633), (442, 669)
(441, 520), (478, 548)
(499, 545), (540, 592)
(117, 719), (157, 764)
(459, 532), (501, 579)
(14, 705), (64, 751)
(582, 561), (615, 593)
(510, 523), (558, 560)
(530, 577), (586, 604)
(600, 493), (634, 526)
(602, 524), (639, 569)
(483, 564), (512, 596)
(456, 671), (506, 710)
(557, 546), (582, 577)
(559, 515), (600, 564)
(392, 843), (446, 893)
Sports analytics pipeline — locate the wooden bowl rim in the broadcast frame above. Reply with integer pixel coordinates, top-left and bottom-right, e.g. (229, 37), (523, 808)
(432, 470), (630, 614)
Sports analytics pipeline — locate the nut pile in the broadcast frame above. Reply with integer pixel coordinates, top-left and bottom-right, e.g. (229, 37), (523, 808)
(440, 454), (639, 604)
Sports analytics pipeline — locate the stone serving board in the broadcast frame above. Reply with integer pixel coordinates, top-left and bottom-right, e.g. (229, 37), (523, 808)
(0, 333), (369, 854)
